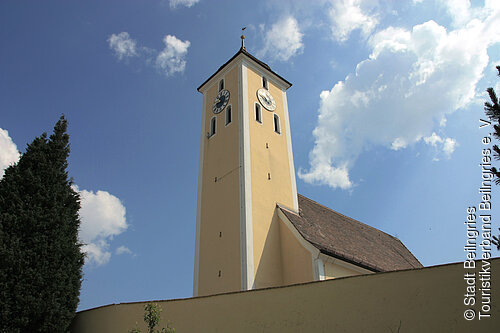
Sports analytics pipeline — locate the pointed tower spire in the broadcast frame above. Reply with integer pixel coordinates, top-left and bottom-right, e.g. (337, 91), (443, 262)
(241, 27), (246, 50)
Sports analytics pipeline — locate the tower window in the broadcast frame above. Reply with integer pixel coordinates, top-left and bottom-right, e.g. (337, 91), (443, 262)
(273, 114), (281, 134)
(219, 79), (224, 92)
(262, 76), (268, 90)
(209, 116), (216, 137)
(255, 103), (262, 124)
(225, 105), (232, 126)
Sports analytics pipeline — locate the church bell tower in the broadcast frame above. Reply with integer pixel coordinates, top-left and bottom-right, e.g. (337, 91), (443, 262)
(193, 38), (298, 296)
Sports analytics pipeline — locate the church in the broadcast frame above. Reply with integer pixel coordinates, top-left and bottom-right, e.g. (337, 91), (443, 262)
(193, 36), (422, 297)
(70, 37), (498, 333)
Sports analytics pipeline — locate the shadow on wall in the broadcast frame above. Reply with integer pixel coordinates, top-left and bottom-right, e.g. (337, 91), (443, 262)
(253, 209), (284, 288)
(253, 208), (315, 289)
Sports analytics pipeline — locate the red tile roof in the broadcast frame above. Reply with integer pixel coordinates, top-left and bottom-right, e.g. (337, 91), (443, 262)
(279, 194), (423, 272)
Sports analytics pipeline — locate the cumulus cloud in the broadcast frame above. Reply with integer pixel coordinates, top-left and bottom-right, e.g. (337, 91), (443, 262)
(82, 241), (111, 267)
(116, 245), (133, 255)
(75, 186), (128, 266)
(434, 0), (500, 28)
(108, 32), (190, 77)
(155, 35), (191, 76)
(259, 16), (304, 62)
(327, 0), (379, 42)
(443, 137), (457, 157)
(108, 32), (138, 60)
(0, 130), (129, 266)
(300, 3), (500, 189)
(0, 128), (20, 178)
(423, 132), (443, 147)
(169, 0), (199, 8)
(423, 133), (457, 160)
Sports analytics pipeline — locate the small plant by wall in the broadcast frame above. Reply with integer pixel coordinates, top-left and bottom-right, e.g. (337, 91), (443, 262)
(128, 303), (175, 333)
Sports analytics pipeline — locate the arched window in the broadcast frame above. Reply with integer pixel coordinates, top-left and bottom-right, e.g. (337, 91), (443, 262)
(255, 103), (262, 124)
(262, 76), (268, 90)
(273, 113), (281, 134)
(225, 105), (232, 126)
(219, 79), (224, 92)
(209, 116), (216, 137)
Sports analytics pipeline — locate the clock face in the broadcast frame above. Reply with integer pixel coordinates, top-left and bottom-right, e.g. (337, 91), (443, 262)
(213, 89), (230, 114)
(257, 88), (276, 111)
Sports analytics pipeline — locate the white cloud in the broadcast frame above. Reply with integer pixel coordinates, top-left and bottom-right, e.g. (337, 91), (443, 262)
(0, 128), (20, 178)
(300, 3), (500, 189)
(116, 245), (133, 255)
(327, 0), (379, 42)
(440, 0), (488, 28)
(443, 137), (457, 157)
(0, 130), (129, 266)
(155, 35), (190, 76)
(391, 138), (408, 151)
(423, 133), (457, 159)
(82, 241), (111, 267)
(423, 132), (443, 147)
(75, 186), (128, 266)
(108, 32), (138, 60)
(108, 32), (190, 77)
(259, 16), (304, 62)
(439, 117), (447, 127)
(169, 0), (199, 9)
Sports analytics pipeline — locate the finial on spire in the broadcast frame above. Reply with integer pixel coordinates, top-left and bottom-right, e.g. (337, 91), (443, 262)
(241, 27), (246, 50)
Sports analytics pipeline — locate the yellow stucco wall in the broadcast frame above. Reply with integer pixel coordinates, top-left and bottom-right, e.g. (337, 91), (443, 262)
(246, 66), (295, 289)
(71, 259), (498, 332)
(323, 260), (364, 279)
(278, 215), (314, 285)
(197, 64), (241, 296)
(196, 54), (365, 295)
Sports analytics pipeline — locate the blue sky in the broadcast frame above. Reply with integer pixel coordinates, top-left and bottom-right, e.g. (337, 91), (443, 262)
(1, 0), (499, 311)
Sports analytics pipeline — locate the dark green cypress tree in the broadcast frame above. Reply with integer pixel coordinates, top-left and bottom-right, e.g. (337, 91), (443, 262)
(0, 116), (84, 332)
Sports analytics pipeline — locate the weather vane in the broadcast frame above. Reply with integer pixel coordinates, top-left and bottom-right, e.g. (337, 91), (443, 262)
(241, 27), (246, 50)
